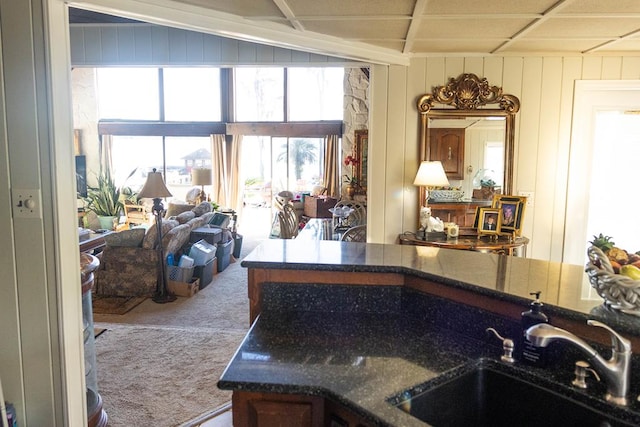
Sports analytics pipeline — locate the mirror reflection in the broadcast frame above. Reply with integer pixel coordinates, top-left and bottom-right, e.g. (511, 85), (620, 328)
(428, 116), (505, 199)
(417, 73), (519, 211)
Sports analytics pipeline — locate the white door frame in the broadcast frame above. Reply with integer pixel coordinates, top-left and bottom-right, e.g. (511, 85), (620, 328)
(563, 80), (640, 265)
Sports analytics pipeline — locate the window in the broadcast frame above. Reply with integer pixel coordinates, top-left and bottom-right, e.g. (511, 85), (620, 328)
(288, 68), (344, 121)
(234, 68), (284, 121)
(163, 68), (221, 121)
(241, 136), (324, 207)
(93, 66), (343, 212)
(96, 68), (159, 120)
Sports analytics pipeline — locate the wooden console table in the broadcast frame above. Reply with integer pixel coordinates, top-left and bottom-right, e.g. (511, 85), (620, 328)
(398, 231), (529, 256)
(79, 231), (112, 254)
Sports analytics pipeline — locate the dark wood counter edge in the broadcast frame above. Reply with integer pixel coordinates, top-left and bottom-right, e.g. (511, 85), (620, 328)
(243, 263), (640, 351)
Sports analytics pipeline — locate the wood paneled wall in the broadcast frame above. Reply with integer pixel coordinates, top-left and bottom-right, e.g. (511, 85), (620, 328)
(369, 56), (640, 263)
(69, 23), (352, 66)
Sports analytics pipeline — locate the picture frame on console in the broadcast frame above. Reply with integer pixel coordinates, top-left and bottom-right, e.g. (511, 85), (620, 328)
(477, 208), (500, 236)
(491, 195), (527, 236)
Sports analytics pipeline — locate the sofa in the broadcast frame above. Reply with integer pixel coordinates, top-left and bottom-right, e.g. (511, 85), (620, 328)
(95, 201), (226, 297)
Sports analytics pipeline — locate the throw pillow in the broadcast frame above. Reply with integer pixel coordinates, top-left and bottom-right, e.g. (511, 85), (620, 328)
(192, 201), (212, 217)
(104, 228), (146, 247)
(142, 219), (178, 249)
(176, 211), (196, 224)
(165, 202), (194, 219)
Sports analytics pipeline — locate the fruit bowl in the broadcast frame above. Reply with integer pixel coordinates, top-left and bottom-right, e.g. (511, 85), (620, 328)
(585, 245), (640, 316)
(428, 189), (464, 202)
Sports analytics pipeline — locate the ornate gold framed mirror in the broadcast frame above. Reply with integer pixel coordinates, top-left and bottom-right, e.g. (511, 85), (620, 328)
(417, 73), (520, 211)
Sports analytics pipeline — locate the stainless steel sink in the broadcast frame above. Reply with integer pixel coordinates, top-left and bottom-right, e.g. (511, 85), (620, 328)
(390, 365), (634, 427)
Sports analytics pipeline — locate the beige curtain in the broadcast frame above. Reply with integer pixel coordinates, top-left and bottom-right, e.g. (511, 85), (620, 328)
(323, 134), (340, 198)
(210, 134), (243, 211)
(211, 134), (227, 205)
(99, 134), (114, 176)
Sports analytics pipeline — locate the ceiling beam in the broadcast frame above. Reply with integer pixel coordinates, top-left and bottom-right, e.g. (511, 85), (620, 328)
(403, 0), (428, 55)
(69, 0), (410, 66)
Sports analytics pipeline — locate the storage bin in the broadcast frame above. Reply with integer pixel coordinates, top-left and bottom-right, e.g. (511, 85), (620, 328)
(166, 265), (194, 283)
(194, 257), (216, 289)
(189, 226), (223, 245)
(233, 233), (243, 259)
(168, 278), (200, 297)
(217, 239), (233, 272)
(188, 239), (217, 266)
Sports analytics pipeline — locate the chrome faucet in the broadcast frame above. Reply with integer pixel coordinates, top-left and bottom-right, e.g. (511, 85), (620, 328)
(525, 320), (632, 406)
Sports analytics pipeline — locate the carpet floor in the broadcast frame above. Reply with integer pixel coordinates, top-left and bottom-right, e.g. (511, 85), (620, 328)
(94, 235), (263, 426)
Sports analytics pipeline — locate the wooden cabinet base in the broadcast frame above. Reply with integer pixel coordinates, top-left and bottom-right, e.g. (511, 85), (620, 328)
(232, 391), (371, 427)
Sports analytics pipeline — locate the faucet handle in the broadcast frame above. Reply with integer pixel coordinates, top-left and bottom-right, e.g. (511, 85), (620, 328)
(572, 360), (601, 389)
(486, 327), (515, 364)
(587, 320), (632, 353)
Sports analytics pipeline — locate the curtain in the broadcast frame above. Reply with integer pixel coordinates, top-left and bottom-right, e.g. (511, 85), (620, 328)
(211, 134), (227, 205)
(323, 134), (340, 198)
(210, 134), (243, 211)
(99, 134), (114, 176)
(227, 134), (243, 213)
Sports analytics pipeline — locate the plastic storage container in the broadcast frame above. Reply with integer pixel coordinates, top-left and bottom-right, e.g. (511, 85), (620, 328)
(217, 240), (233, 272)
(188, 239), (217, 266)
(194, 257), (215, 289)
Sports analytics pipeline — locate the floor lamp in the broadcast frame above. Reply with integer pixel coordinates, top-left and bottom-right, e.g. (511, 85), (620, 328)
(413, 161), (450, 237)
(192, 167), (212, 204)
(138, 168), (176, 303)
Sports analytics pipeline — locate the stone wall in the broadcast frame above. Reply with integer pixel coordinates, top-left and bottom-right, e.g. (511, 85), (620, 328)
(342, 67), (369, 197)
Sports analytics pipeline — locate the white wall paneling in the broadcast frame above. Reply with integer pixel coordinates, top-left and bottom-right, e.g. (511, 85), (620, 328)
(370, 55), (640, 262)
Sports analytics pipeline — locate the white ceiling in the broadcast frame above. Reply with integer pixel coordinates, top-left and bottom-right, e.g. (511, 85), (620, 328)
(71, 0), (640, 64)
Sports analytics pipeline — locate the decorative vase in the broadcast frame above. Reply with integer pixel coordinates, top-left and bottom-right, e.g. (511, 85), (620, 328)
(97, 215), (117, 230)
(344, 184), (356, 199)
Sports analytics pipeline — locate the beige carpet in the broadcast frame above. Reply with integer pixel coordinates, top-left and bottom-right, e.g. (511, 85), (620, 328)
(94, 235), (262, 426)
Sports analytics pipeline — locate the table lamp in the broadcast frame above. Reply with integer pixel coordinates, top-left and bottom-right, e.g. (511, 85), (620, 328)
(192, 167), (212, 204)
(138, 168), (176, 303)
(413, 161), (450, 235)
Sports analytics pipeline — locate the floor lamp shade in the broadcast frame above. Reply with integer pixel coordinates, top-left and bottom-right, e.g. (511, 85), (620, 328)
(138, 169), (173, 199)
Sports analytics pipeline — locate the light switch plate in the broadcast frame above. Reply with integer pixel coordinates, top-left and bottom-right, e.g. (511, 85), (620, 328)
(12, 189), (42, 218)
(518, 191), (534, 207)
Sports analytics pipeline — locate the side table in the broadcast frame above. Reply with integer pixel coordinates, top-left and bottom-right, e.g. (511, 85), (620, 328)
(398, 232), (529, 257)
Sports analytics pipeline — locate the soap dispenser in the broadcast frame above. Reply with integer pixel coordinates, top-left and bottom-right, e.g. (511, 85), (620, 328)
(520, 291), (549, 366)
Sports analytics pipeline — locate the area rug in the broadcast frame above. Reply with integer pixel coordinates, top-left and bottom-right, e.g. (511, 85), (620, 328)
(92, 295), (146, 315)
(95, 324), (246, 427)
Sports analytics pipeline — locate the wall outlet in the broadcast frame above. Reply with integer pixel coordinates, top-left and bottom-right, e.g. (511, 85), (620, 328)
(518, 191), (534, 207)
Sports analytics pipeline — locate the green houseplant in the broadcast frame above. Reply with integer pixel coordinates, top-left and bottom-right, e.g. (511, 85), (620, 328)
(83, 168), (123, 229)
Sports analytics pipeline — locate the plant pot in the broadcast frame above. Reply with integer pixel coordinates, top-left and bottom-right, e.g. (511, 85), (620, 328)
(344, 185), (356, 199)
(97, 215), (117, 230)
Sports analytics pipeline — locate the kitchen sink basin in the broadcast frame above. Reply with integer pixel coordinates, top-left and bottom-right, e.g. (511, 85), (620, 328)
(391, 366), (633, 427)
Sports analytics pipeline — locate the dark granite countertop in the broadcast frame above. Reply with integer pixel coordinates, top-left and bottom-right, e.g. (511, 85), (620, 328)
(241, 240), (640, 338)
(219, 284), (640, 426)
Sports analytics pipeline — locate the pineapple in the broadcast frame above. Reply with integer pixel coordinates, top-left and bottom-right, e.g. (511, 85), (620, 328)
(589, 233), (615, 253)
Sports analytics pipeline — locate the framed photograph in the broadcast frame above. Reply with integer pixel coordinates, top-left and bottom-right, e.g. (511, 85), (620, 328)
(354, 129), (368, 194)
(477, 208), (500, 235)
(492, 195), (527, 236)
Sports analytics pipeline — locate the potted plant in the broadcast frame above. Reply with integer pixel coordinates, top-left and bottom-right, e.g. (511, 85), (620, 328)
(83, 168), (124, 230)
(343, 154), (360, 198)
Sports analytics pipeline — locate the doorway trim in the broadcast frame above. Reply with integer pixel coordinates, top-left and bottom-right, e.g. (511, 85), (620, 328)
(563, 80), (640, 265)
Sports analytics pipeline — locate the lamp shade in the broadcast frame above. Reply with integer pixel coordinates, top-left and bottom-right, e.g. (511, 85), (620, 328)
(191, 168), (212, 186)
(138, 169), (172, 199)
(413, 161), (450, 187)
